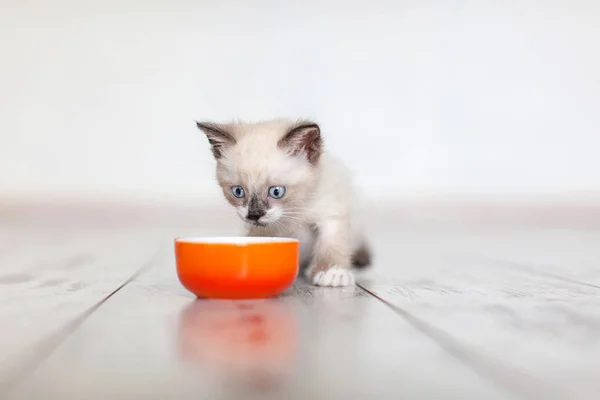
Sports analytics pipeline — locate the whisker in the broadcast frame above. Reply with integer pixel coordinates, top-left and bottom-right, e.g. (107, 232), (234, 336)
(280, 217), (305, 228)
(281, 215), (305, 222)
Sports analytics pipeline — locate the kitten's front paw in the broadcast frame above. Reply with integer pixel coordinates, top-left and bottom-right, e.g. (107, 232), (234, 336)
(312, 266), (355, 287)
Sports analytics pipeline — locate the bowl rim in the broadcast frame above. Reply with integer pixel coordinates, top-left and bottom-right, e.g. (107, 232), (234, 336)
(174, 236), (299, 245)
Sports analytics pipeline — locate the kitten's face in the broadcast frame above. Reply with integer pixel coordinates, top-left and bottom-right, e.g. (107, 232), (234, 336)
(197, 120), (322, 227)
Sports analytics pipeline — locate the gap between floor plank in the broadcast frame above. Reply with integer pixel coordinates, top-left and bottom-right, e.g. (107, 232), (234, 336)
(355, 282), (571, 400)
(0, 252), (160, 397)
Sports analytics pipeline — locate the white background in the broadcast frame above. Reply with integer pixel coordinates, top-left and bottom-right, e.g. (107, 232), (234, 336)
(2, 0), (599, 203)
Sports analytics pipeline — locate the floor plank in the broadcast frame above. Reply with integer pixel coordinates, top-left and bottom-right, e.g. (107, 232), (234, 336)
(4, 240), (508, 400)
(361, 227), (600, 399)
(2, 207), (600, 399)
(0, 227), (163, 392)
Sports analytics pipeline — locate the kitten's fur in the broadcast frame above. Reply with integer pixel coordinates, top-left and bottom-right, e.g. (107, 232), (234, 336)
(196, 119), (371, 287)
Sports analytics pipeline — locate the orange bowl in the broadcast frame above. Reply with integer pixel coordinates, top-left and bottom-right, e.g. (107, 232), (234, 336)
(174, 237), (300, 299)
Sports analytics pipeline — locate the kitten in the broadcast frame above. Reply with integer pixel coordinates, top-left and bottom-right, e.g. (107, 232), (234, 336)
(196, 119), (371, 287)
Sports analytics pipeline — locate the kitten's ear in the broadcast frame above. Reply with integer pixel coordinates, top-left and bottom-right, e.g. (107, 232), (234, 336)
(195, 121), (236, 159)
(278, 122), (322, 165)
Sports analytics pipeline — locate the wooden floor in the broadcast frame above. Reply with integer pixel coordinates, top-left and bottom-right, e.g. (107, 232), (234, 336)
(1, 203), (600, 399)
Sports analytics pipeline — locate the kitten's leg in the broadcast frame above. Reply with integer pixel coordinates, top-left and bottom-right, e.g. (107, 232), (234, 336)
(306, 219), (354, 287)
(249, 223), (316, 277)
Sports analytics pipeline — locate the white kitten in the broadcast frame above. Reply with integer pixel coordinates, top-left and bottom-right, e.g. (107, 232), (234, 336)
(196, 119), (371, 287)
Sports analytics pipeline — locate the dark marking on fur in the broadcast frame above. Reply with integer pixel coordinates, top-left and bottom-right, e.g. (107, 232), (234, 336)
(352, 242), (372, 268)
(278, 122), (322, 165)
(247, 195), (267, 220)
(196, 121), (236, 159)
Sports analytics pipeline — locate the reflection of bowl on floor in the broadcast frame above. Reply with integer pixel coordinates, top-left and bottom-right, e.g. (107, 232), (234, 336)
(177, 299), (298, 377)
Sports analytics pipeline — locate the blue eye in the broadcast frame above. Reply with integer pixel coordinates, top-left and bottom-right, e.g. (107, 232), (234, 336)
(231, 186), (245, 198)
(268, 186), (286, 199)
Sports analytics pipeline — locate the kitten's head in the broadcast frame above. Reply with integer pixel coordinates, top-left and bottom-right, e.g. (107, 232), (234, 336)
(196, 119), (322, 227)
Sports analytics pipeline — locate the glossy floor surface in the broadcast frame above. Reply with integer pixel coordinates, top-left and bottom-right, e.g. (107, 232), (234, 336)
(1, 203), (600, 399)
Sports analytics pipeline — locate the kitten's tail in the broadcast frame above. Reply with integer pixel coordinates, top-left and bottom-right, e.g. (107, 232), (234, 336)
(351, 241), (372, 269)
